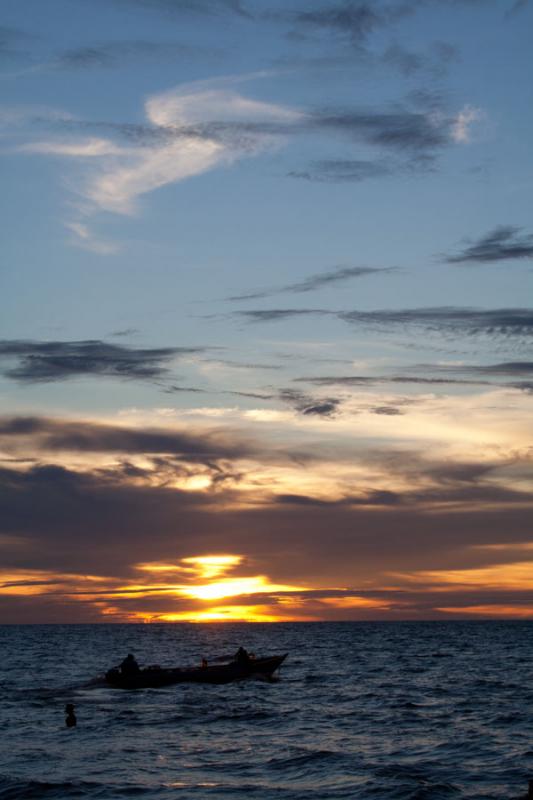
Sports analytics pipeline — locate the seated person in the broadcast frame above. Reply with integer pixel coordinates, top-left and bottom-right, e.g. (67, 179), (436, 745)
(234, 646), (250, 666)
(120, 653), (140, 676)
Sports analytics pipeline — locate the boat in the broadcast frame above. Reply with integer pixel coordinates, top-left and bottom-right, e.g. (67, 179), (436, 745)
(104, 654), (287, 689)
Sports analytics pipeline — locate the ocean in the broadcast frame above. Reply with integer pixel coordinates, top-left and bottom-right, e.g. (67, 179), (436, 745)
(0, 622), (531, 799)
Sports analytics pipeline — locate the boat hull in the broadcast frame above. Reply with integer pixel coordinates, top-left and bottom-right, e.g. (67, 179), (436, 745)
(105, 654), (287, 689)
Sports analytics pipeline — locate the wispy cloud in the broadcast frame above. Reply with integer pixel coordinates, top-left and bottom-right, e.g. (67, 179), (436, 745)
(444, 226), (533, 264)
(0, 340), (205, 383)
(450, 104), (482, 143)
(338, 307), (533, 339)
(105, 0), (251, 17)
(382, 40), (458, 78)
(234, 306), (533, 340)
(228, 265), (395, 300)
(53, 40), (197, 70)
(293, 374), (490, 388)
(10, 77), (481, 251)
(64, 221), (120, 254)
(11, 78), (300, 248)
(278, 388), (341, 417)
(288, 158), (393, 182)
(235, 308), (330, 323)
(288, 3), (384, 47)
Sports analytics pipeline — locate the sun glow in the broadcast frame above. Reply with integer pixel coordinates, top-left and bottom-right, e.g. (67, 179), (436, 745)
(183, 575), (300, 601)
(137, 604), (286, 623)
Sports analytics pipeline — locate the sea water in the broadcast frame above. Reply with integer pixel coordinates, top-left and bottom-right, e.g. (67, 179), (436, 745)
(0, 622), (531, 799)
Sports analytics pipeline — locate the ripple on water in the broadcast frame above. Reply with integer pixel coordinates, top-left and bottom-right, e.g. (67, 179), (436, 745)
(0, 622), (532, 800)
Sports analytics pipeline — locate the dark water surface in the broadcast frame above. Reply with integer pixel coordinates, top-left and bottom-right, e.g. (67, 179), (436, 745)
(0, 622), (531, 799)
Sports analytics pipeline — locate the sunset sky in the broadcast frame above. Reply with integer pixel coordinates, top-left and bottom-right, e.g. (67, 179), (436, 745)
(1, 0), (532, 623)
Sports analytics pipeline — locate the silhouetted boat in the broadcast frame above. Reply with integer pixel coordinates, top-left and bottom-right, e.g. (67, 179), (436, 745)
(105, 654), (287, 689)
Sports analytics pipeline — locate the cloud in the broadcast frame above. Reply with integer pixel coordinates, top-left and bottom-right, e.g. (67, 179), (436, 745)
(64, 221), (120, 254)
(444, 226), (533, 264)
(288, 3), (384, 46)
(382, 40), (458, 78)
(11, 79), (301, 248)
(228, 265), (395, 300)
(288, 158), (393, 182)
(53, 40), (196, 70)
(312, 106), (448, 152)
(234, 306), (533, 341)
(278, 388), (341, 416)
(418, 361), (533, 377)
(81, 83), (299, 215)
(505, 0), (530, 16)
(0, 26), (36, 64)
(293, 374), (489, 388)
(104, 0), (250, 16)
(1, 446), (532, 621)
(372, 406), (405, 415)
(338, 307), (533, 338)
(19, 138), (126, 157)
(13, 77), (480, 247)
(235, 309), (330, 323)
(450, 104), (482, 143)
(0, 340), (204, 383)
(0, 416), (256, 465)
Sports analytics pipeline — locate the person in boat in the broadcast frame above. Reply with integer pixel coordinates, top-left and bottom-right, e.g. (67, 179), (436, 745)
(234, 646), (251, 666)
(65, 703), (76, 728)
(120, 653), (140, 677)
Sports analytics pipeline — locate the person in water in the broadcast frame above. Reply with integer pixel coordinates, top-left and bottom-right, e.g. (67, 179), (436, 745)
(65, 703), (76, 728)
(120, 653), (140, 676)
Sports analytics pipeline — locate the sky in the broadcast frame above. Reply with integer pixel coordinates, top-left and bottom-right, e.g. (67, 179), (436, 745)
(1, 0), (532, 623)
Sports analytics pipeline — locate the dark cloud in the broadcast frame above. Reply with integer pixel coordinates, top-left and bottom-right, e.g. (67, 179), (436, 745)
(274, 489), (400, 506)
(0, 416), (254, 463)
(104, 0), (250, 17)
(58, 118), (209, 147)
(52, 39), (208, 69)
(235, 309), (330, 323)
(54, 40), (196, 69)
(301, 401), (339, 416)
(0, 25), (32, 60)
(312, 107), (448, 152)
(296, 362), (533, 392)
(200, 358), (281, 370)
(382, 40), (458, 77)
(510, 381), (533, 394)
(278, 388), (341, 417)
(289, 3), (384, 46)
(160, 384), (208, 394)
(444, 226), (533, 264)
(1, 454), (532, 621)
(110, 328), (140, 337)
(228, 265), (395, 301)
(505, 0), (530, 16)
(1, 409), (532, 620)
(289, 158), (394, 182)
(57, 90), (459, 173)
(233, 306), (533, 345)
(294, 374), (489, 388)
(0, 340), (204, 383)
(372, 406), (405, 415)
(418, 361), (533, 377)
(338, 307), (533, 338)
(229, 390), (276, 400)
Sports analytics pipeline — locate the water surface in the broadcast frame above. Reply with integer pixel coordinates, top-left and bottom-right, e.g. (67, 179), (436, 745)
(1, 622), (531, 799)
